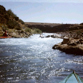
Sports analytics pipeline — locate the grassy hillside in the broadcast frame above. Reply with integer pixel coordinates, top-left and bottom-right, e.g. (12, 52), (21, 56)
(0, 5), (42, 38)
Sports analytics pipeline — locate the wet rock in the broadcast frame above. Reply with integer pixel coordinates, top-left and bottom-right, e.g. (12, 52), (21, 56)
(61, 37), (69, 44)
(52, 43), (61, 49)
(51, 35), (56, 38)
(46, 35), (50, 38)
(45, 34), (61, 38)
(53, 38), (83, 55)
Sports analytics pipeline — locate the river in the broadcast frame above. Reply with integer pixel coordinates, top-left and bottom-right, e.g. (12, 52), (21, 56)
(0, 33), (83, 83)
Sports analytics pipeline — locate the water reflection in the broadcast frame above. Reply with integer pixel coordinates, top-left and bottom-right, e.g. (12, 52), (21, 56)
(0, 33), (83, 83)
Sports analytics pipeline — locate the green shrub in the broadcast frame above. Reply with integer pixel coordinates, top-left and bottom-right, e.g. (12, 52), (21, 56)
(7, 19), (21, 30)
(25, 28), (31, 32)
(33, 28), (42, 33)
(19, 19), (24, 24)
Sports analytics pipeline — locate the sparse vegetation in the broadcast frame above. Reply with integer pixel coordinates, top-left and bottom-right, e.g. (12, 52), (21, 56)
(33, 28), (42, 34)
(25, 28), (31, 32)
(2, 24), (8, 31)
(7, 9), (17, 18)
(0, 5), (42, 37)
(7, 20), (21, 30)
(19, 19), (25, 24)
(80, 23), (83, 25)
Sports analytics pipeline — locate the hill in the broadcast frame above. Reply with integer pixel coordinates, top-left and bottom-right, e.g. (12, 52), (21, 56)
(25, 22), (83, 39)
(0, 5), (42, 38)
(0, 5), (83, 38)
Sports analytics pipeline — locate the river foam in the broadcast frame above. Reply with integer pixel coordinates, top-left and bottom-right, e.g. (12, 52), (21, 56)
(0, 33), (83, 83)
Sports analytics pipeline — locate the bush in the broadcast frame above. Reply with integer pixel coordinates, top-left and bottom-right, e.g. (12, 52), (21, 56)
(15, 17), (19, 21)
(0, 14), (6, 24)
(4, 14), (9, 20)
(19, 19), (24, 24)
(15, 25), (21, 30)
(7, 9), (17, 18)
(0, 5), (6, 15)
(76, 30), (82, 35)
(7, 19), (21, 30)
(25, 28), (31, 32)
(1, 24), (8, 31)
(33, 28), (42, 33)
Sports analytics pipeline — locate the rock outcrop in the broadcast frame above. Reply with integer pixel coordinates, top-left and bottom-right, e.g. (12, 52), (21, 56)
(0, 5), (42, 38)
(25, 22), (76, 33)
(53, 38), (83, 55)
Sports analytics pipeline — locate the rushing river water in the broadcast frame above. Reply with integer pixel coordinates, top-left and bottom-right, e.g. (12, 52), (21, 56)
(0, 33), (83, 83)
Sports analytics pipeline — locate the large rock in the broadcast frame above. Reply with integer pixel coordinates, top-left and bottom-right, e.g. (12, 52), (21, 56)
(61, 37), (69, 44)
(53, 38), (83, 55)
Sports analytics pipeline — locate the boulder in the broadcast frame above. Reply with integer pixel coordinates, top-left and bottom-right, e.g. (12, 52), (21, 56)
(53, 38), (83, 55)
(51, 35), (56, 38)
(61, 37), (69, 44)
(46, 35), (50, 38)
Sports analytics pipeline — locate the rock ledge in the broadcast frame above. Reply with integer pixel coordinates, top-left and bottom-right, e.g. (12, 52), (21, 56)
(52, 38), (83, 55)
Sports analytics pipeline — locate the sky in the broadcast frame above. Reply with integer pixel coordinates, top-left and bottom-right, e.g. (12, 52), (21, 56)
(0, 0), (83, 24)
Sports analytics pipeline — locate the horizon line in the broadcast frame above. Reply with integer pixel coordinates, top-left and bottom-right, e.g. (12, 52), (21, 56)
(24, 21), (80, 24)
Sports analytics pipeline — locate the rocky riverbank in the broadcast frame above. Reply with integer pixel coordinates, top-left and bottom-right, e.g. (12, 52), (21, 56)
(0, 5), (42, 38)
(39, 32), (83, 55)
(52, 37), (83, 55)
